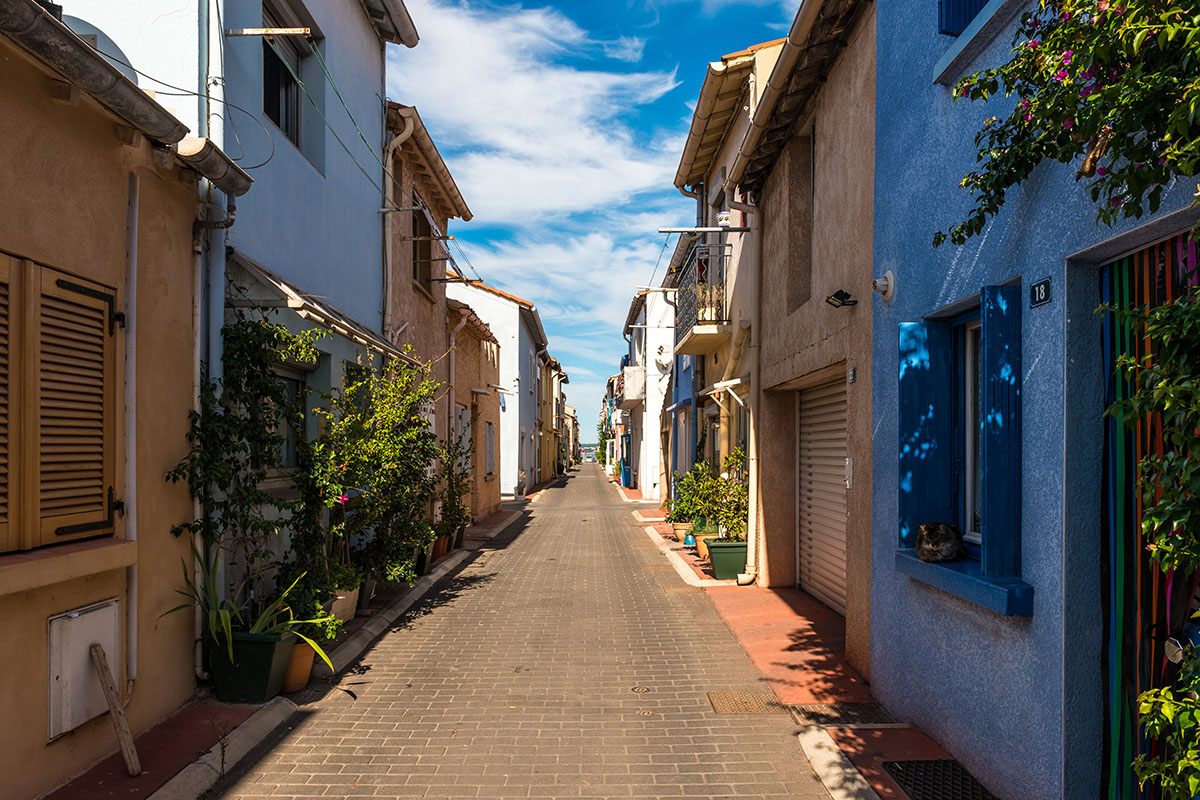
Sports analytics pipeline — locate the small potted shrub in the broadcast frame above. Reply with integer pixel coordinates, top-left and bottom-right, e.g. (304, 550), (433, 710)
(707, 449), (749, 579)
(281, 582), (343, 693)
(327, 561), (362, 624)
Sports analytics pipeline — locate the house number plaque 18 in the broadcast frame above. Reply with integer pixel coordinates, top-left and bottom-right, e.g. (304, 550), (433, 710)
(1030, 278), (1051, 308)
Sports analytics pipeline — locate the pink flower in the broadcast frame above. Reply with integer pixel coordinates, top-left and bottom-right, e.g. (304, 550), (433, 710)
(1054, 69), (1068, 82)
(1020, 98), (1031, 109)
(1062, 117), (1075, 129)
(337, 493), (349, 506)
(1110, 197), (1122, 208)
(1061, 50), (1074, 65)
(1060, 10), (1071, 20)
(1027, 39), (1041, 49)
(1024, 113), (1034, 122)
(1096, 166), (1108, 176)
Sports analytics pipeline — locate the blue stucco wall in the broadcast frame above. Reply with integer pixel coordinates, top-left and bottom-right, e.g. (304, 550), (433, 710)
(871, 2), (1196, 797)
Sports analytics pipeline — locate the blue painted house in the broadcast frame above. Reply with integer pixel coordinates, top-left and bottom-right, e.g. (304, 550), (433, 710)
(872, 1), (1200, 797)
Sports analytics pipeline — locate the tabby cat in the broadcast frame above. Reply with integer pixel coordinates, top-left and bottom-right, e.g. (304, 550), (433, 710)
(915, 522), (965, 563)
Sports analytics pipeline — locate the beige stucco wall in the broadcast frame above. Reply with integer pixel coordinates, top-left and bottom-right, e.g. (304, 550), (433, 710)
(756, 9), (875, 677)
(0, 40), (200, 799)
(450, 325), (501, 522)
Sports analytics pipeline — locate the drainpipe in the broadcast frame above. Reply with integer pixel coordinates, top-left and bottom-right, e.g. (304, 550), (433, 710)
(448, 308), (469, 447)
(123, 175), (139, 697)
(190, 223), (207, 681)
(727, 193), (761, 586)
(382, 113), (415, 337)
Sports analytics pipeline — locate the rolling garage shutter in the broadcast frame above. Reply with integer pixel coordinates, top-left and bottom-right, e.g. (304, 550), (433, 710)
(798, 379), (848, 615)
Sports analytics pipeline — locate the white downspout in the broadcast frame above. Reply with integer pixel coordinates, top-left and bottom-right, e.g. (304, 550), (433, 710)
(191, 225), (207, 680)
(382, 114), (416, 338)
(448, 309), (469, 449)
(728, 193), (761, 586)
(123, 174), (139, 697)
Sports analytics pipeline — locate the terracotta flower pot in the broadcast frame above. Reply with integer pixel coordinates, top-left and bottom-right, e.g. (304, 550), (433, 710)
(694, 531), (720, 560)
(671, 522), (694, 541)
(330, 586), (360, 623)
(281, 641), (315, 693)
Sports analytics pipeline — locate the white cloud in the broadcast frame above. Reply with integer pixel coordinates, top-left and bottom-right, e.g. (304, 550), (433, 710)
(388, 0), (680, 225)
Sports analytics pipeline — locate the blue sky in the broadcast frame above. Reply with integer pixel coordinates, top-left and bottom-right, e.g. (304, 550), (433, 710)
(386, 0), (796, 437)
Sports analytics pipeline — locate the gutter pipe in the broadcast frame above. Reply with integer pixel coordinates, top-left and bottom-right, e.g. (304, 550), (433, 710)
(382, 0), (419, 47)
(381, 114), (416, 337)
(728, 193), (762, 586)
(123, 175), (139, 694)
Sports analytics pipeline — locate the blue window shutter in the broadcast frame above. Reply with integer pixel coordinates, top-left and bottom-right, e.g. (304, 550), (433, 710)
(939, 0), (989, 35)
(980, 284), (1021, 577)
(898, 322), (955, 548)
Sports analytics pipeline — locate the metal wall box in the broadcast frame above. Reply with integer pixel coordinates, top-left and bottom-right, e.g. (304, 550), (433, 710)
(48, 599), (120, 739)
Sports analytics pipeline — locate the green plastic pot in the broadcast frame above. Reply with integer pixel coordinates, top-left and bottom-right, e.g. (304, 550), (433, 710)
(208, 631), (296, 703)
(413, 544), (430, 576)
(707, 540), (748, 580)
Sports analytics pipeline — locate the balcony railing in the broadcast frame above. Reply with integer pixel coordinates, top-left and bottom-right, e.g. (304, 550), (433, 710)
(675, 242), (730, 347)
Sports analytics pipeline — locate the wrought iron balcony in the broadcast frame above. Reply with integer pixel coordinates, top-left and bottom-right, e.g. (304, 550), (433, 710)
(674, 242), (731, 355)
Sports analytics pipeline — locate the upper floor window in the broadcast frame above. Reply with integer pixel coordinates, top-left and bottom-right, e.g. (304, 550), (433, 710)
(411, 197), (433, 294)
(262, 6), (301, 146)
(939, 0), (989, 35)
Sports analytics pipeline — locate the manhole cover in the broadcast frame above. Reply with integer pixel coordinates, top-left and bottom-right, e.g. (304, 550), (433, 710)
(631, 686), (650, 694)
(642, 564), (673, 570)
(789, 703), (895, 727)
(707, 692), (788, 714)
(883, 760), (998, 800)
(663, 586), (704, 594)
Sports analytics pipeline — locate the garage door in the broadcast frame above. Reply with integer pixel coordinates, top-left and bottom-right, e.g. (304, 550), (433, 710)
(797, 379), (848, 615)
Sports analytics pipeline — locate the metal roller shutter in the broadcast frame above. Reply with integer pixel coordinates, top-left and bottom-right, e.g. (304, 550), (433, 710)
(798, 379), (848, 615)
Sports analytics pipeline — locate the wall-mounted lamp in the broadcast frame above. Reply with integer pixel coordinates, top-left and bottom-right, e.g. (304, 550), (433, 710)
(825, 290), (857, 308)
(873, 269), (895, 302)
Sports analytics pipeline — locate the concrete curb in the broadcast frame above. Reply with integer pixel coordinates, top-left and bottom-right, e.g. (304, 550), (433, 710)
(797, 725), (882, 800)
(642, 525), (731, 588)
(463, 509), (523, 546)
(632, 510), (667, 524)
(145, 696), (297, 800)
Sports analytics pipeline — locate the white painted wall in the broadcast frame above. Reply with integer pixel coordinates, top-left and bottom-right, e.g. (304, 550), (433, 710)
(640, 292), (674, 501)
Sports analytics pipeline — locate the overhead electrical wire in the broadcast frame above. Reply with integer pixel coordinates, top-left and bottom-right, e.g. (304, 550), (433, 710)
(646, 233), (674, 289)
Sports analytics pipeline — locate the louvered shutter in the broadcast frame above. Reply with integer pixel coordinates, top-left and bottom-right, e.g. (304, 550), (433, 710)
(797, 380), (848, 615)
(0, 258), (11, 551)
(36, 268), (117, 546)
(939, 0), (989, 35)
(898, 321), (955, 548)
(980, 284), (1022, 577)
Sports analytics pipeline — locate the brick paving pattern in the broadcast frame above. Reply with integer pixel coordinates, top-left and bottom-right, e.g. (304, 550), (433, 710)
(211, 464), (829, 799)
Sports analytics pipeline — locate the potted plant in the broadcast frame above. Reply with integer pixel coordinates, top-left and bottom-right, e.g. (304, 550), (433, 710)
(280, 580), (343, 693)
(164, 547), (337, 702)
(707, 449), (750, 579)
(327, 561), (362, 624)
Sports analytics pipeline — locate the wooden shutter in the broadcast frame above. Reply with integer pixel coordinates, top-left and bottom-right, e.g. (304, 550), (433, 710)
(939, 0), (988, 35)
(0, 258), (11, 551)
(980, 284), (1022, 577)
(898, 321), (955, 548)
(36, 268), (117, 546)
(797, 380), (848, 615)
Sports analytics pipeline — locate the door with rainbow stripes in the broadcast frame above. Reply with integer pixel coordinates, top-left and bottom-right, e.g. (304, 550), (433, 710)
(1100, 230), (1200, 799)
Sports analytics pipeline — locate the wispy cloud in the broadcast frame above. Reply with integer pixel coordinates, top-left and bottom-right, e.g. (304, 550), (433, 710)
(388, 0), (680, 226)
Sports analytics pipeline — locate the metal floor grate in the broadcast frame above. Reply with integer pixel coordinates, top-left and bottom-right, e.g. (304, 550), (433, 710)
(641, 564), (674, 570)
(883, 760), (998, 800)
(630, 542), (656, 548)
(789, 703), (895, 727)
(707, 692), (788, 714)
(663, 585), (704, 594)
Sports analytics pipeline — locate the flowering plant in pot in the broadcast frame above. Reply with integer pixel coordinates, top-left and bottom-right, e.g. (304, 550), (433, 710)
(708, 448), (749, 580)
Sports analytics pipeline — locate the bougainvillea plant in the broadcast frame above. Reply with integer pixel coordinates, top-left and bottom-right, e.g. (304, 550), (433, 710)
(934, 0), (1200, 247)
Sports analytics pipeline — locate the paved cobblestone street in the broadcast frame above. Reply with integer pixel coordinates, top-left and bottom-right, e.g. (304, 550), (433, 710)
(213, 464), (829, 799)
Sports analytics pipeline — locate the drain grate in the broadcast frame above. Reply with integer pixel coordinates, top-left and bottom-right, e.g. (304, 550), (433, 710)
(707, 692), (788, 714)
(642, 564), (674, 570)
(663, 586), (704, 594)
(789, 703), (895, 727)
(883, 760), (998, 800)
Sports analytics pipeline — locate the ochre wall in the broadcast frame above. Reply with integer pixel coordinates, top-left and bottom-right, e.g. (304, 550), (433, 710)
(451, 327), (501, 522)
(0, 41), (199, 799)
(756, 10), (875, 677)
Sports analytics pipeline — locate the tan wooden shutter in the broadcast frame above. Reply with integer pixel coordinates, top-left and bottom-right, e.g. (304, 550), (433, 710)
(0, 257), (11, 551)
(36, 267), (117, 546)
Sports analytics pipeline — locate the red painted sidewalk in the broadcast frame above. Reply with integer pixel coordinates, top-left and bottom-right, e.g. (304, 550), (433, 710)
(705, 585), (951, 799)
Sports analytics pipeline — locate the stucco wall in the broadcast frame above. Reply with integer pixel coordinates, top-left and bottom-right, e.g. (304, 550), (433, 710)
(0, 43), (198, 800)
(451, 327), (501, 522)
(756, 10), (875, 677)
(69, 0), (388, 330)
(871, 1), (1196, 796)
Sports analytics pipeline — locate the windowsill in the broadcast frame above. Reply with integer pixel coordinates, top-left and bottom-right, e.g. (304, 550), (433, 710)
(0, 537), (137, 597)
(894, 548), (1033, 616)
(412, 280), (435, 304)
(932, 0), (1026, 86)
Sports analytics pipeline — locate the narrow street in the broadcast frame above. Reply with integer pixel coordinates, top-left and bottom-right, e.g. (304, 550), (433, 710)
(212, 464), (829, 799)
